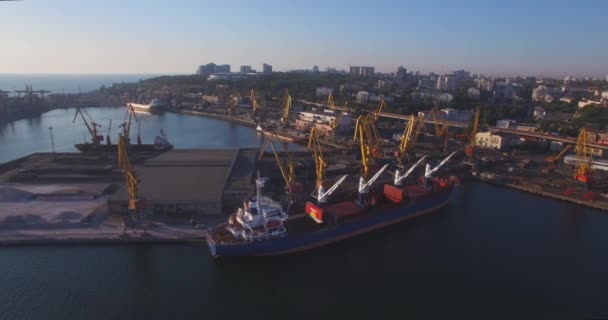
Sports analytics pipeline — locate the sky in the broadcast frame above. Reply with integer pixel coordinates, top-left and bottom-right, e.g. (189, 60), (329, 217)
(1, 0), (607, 78)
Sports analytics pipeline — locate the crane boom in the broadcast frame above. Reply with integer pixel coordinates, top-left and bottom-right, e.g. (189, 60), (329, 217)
(425, 152), (457, 178)
(394, 155), (427, 185)
(575, 128), (592, 183)
(118, 134), (140, 211)
(282, 94), (292, 122)
(398, 115), (415, 159)
(72, 106), (102, 144)
(359, 164), (389, 193)
(318, 175), (348, 203)
(373, 98), (385, 122)
(250, 89), (257, 113)
(328, 93), (336, 110)
(470, 106), (480, 145)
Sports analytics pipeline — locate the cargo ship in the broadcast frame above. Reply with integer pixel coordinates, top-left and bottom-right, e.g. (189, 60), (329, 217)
(72, 106), (173, 153)
(205, 152), (458, 258)
(75, 130), (173, 153)
(128, 99), (165, 113)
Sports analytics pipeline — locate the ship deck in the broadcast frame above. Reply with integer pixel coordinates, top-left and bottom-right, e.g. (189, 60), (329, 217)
(207, 183), (453, 247)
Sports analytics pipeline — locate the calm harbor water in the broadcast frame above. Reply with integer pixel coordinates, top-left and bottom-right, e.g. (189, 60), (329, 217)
(1, 109), (608, 319)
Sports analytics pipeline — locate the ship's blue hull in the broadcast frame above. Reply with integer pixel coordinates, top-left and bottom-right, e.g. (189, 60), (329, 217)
(206, 189), (452, 257)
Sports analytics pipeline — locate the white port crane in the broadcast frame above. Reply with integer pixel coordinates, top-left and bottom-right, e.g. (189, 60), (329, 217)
(394, 156), (428, 186)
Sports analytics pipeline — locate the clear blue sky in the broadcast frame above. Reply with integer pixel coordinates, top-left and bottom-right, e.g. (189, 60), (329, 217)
(1, 0), (607, 77)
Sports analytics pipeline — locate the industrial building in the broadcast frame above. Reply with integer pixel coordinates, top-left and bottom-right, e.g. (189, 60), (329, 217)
(108, 149), (257, 218)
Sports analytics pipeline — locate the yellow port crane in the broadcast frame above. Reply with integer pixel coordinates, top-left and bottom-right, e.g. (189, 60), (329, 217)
(331, 101), (347, 132)
(429, 107), (449, 149)
(398, 114), (416, 161)
(413, 114), (425, 144)
(373, 98), (385, 122)
(470, 106), (480, 145)
(575, 128), (592, 183)
(281, 94), (292, 123)
(465, 106), (481, 157)
(72, 106), (103, 144)
(327, 93), (336, 111)
(250, 89), (258, 113)
(269, 138), (296, 193)
(354, 114), (383, 177)
(119, 104), (138, 143)
(308, 127), (326, 191)
(542, 144), (572, 174)
(118, 134), (142, 212)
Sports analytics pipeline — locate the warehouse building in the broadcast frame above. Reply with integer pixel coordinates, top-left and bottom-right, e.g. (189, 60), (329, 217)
(108, 149), (257, 219)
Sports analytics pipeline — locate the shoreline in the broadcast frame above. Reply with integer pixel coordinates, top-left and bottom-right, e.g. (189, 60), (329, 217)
(477, 177), (608, 212)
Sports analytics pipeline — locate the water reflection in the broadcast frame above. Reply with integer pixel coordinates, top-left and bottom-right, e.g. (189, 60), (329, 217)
(0, 107), (304, 163)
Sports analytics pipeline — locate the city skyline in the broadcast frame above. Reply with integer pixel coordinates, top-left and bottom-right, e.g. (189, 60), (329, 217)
(1, 0), (607, 78)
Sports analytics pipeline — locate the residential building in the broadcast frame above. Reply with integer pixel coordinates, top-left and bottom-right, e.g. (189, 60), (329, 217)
(516, 123), (539, 132)
(395, 66), (407, 80)
(532, 86), (559, 101)
(216, 64), (230, 73)
(339, 84), (362, 93)
(436, 75), (456, 92)
(493, 80), (514, 99)
(533, 106), (546, 120)
(450, 69), (470, 80)
(467, 87), (481, 100)
(262, 63), (272, 73)
(441, 108), (474, 122)
(377, 79), (393, 89)
(295, 109), (351, 136)
(349, 66), (375, 77)
(240, 65), (252, 73)
(418, 79), (435, 91)
(435, 93), (454, 103)
(197, 63), (230, 75)
(313, 65), (319, 72)
(578, 99), (603, 108)
(368, 94), (394, 103)
(475, 132), (510, 150)
(601, 91), (608, 101)
(496, 119), (517, 129)
(356, 91), (370, 103)
(316, 87), (334, 97)
(208, 73), (261, 81)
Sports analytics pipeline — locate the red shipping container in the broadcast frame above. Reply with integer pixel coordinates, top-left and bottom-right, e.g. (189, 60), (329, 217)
(384, 184), (405, 204)
(305, 202), (324, 224)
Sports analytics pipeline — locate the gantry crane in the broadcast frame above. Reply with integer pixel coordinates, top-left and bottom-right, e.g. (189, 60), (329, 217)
(308, 127), (348, 204)
(575, 128), (592, 183)
(72, 106), (103, 144)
